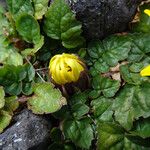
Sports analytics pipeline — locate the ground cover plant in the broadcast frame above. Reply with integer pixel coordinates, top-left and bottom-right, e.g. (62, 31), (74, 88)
(0, 0), (150, 149)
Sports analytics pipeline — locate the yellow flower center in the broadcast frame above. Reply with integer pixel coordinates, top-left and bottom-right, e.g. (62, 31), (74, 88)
(144, 9), (150, 17)
(140, 65), (150, 77)
(49, 53), (85, 85)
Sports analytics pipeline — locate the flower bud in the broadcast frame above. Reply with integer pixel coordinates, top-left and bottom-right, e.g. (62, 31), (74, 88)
(49, 53), (86, 85)
(140, 65), (150, 77)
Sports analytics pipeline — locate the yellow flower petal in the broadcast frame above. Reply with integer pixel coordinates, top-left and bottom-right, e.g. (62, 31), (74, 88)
(144, 9), (150, 17)
(140, 65), (150, 77)
(49, 53), (86, 85)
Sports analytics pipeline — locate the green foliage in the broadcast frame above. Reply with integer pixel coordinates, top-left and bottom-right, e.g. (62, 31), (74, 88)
(0, 93), (19, 133)
(0, 110), (12, 133)
(127, 33), (150, 62)
(33, 0), (49, 19)
(63, 118), (94, 149)
(88, 35), (131, 76)
(97, 121), (150, 150)
(0, 36), (23, 66)
(0, 8), (23, 65)
(91, 75), (120, 98)
(27, 83), (67, 114)
(6, 0), (34, 20)
(0, 1), (150, 150)
(87, 15), (150, 148)
(0, 64), (35, 95)
(97, 122), (124, 150)
(0, 6), (14, 35)
(16, 13), (41, 44)
(21, 36), (44, 56)
(91, 96), (113, 121)
(3, 96), (19, 114)
(130, 118), (150, 138)
(44, 0), (85, 48)
(120, 64), (150, 85)
(112, 83), (150, 130)
(0, 87), (5, 109)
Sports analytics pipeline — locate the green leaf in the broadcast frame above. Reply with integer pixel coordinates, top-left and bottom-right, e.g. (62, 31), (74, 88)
(110, 137), (148, 150)
(3, 96), (19, 114)
(92, 75), (120, 98)
(63, 119), (94, 149)
(27, 83), (67, 114)
(129, 118), (150, 138)
(16, 13), (41, 44)
(97, 121), (149, 150)
(23, 64), (35, 82)
(124, 118), (150, 149)
(0, 87), (5, 109)
(44, 0), (85, 48)
(70, 90), (90, 105)
(126, 134), (150, 147)
(71, 103), (89, 119)
(0, 6), (14, 35)
(6, 0), (34, 20)
(91, 96), (112, 120)
(0, 110), (12, 133)
(0, 36), (23, 66)
(97, 121), (124, 150)
(44, 0), (70, 39)
(120, 64), (150, 85)
(128, 33), (150, 62)
(0, 64), (35, 95)
(21, 36), (44, 56)
(88, 40), (104, 59)
(22, 82), (33, 95)
(112, 83), (150, 130)
(88, 35), (131, 75)
(0, 65), (26, 95)
(33, 0), (49, 19)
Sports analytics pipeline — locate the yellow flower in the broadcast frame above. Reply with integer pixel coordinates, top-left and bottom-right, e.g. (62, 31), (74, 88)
(49, 53), (86, 85)
(144, 9), (150, 17)
(140, 65), (150, 77)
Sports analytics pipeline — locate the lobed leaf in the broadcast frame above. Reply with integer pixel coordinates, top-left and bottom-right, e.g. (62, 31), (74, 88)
(112, 83), (150, 130)
(88, 35), (131, 75)
(127, 33), (150, 62)
(120, 64), (150, 85)
(91, 96), (113, 121)
(44, 0), (85, 48)
(27, 83), (67, 114)
(63, 118), (94, 149)
(97, 121), (124, 150)
(92, 75), (120, 98)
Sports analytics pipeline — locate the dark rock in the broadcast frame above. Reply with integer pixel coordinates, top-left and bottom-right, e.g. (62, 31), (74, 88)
(0, 109), (51, 150)
(65, 0), (141, 40)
